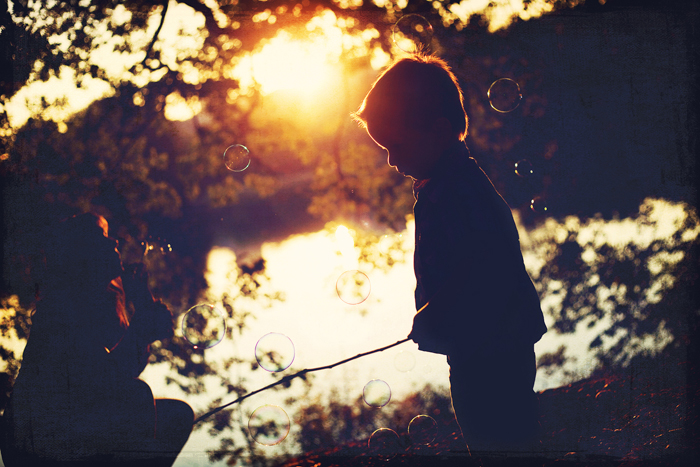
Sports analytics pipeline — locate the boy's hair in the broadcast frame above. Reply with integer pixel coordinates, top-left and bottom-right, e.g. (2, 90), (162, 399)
(353, 55), (468, 141)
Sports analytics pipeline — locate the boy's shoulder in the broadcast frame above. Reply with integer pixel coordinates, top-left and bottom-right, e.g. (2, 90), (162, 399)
(425, 150), (493, 202)
(428, 148), (516, 233)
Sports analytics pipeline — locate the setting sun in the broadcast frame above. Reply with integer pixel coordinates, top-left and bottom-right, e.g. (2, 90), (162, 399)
(233, 30), (341, 97)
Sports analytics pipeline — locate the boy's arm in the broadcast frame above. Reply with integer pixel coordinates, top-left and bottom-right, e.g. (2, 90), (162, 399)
(113, 265), (174, 377)
(407, 236), (517, 355)
(107, 300), (172, 378)
(407, 159), (536, 356)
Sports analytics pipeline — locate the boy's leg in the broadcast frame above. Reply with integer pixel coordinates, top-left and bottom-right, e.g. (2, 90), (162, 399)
(148, 398), (195, 466)
(110, 397), (193, 467)
(448, 343), (539, 453)
(97, 378), (157, 464)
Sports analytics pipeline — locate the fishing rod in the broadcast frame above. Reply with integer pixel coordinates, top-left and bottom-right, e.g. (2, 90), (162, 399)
(193, 337), (411, 424)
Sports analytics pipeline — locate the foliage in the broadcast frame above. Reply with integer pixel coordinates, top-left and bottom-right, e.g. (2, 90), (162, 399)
(295, 384), (454, 455)
(533, 199), (700, 380)
(0, 0), (588, 110)
(277, 367), (694, 465)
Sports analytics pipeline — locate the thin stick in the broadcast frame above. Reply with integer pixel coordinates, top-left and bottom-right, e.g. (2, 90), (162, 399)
(193, 338), (411, 424)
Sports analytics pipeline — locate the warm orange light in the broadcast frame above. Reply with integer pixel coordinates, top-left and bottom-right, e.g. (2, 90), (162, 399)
(234, 30), (341, 97)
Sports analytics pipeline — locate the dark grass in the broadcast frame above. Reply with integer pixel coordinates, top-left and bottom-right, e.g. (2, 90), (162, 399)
(276, 352), (699, 467)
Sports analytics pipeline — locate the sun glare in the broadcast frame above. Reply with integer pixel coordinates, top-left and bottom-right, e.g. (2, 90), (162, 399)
(234, 31), (340, 97)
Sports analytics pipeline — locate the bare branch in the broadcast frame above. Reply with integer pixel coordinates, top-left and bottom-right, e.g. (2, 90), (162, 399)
(193, 338), (411, 424)
(142, 0), (169, 65)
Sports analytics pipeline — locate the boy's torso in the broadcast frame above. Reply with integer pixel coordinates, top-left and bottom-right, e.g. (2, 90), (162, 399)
(411, 143), (547, 355)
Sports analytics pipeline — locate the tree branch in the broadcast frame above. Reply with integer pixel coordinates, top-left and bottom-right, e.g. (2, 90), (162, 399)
(176, 0), (224, 35)
(142, 0), (170, 65)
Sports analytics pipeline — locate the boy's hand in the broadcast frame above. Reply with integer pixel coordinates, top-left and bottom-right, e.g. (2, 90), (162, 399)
(121, 263), (154, 307)
(122, 264), (173, 342)
(129, 300), (174, 343)
(407, 301), (452, 355)
(149, 301), (175, 342)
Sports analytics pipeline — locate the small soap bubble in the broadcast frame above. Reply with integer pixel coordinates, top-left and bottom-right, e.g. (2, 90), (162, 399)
(408, 415), (438, 445)
(488, 78), (522, 113)
(255, 332), (295, 372)
(248, 405), (290, 446)
(336, 270), (371, 305)
(392, 14), (434, 54)
(368, 428), (401, 459)
(223, 144), (251, 172)
(515, 159), (534, 177)
(363, 379), (391, 408)
(393, 351), (416, 373)
(530, 196), (549, 213)
(182, 304), (226, 349)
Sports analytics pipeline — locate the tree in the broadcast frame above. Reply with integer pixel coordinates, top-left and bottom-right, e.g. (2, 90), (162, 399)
(294, 384), (455, 455)
(533, 199), (700, 385)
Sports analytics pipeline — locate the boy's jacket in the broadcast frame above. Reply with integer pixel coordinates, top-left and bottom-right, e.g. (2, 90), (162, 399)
(408, 142), (547, 356)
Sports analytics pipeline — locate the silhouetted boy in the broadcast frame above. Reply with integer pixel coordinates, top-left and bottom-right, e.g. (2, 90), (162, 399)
(353, 56), (547, 452)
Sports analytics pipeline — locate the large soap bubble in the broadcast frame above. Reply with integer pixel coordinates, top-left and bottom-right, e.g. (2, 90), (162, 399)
(488, 78), (522, 113)
(255, 332), (295, 372)
(408, 414), (438, 445)
(363, 379), (391, 408)
(392, 14), (433, 53)
(248, 405), (290, 446)
(336, 270), (371, 305)
(368, 428), (401, 459)
(223, 144), (251, 172)
(182, 304), (226, 349)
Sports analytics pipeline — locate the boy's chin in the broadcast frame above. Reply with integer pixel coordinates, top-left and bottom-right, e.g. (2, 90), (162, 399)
(402, 169), (423, 180)
(394, 167), (414, 179)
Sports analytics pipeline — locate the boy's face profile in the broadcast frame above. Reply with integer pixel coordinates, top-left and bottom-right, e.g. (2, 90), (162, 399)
(82, 219), (123, 283)
(366, 110), (452, 180)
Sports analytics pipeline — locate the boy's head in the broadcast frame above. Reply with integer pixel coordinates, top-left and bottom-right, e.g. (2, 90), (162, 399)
(353, 55), (468, 180)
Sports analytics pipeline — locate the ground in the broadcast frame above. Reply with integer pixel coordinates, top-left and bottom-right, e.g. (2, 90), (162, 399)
(276, 351), (699, 467)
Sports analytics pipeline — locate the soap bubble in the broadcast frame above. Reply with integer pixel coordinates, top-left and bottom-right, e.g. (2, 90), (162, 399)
(530, 196), (549, 213)
(368, 428), (401, 459)
(515, 159), (534, 178)
(393, 351), (416, 373)
(336, 270), (371, 305)
(223, 144), (251, 172)
(488, 78), (522, 113)
(363, 379), (391, 408)
(393, 14), (433, 54)
(408, 415), (438, 445)
(182, 304), (226, 349)
(255, 332), (295, 372)
(248, 405), (290, 446)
